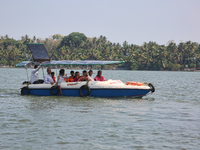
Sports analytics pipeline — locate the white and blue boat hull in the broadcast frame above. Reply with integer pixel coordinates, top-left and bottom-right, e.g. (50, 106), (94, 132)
(21, 80), (154, 98)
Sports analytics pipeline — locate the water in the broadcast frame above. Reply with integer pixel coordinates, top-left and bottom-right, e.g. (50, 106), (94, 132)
(0, 68), (200, 149)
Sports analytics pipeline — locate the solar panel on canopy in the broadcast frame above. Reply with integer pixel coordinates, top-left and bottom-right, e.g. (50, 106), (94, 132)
(27, 43), (50, 61)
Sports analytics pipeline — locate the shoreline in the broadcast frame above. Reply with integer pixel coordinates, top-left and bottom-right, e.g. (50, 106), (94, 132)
(0, 66), (200, 72)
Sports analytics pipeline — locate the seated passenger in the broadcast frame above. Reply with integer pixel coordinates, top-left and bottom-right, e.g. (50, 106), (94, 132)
(69, 70), (75, 78)
(88, 70), (94, 81)
(77, 70), (88, 81)
(94, 70), (105, 81)
(44, 68), (54, 85)
(51, 72), (56, 83)
(66, 70), (75, 82)
(72, 71), (80, 82)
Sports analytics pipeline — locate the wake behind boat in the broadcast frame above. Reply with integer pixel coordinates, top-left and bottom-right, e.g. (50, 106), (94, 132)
(16, 43), (155, 98)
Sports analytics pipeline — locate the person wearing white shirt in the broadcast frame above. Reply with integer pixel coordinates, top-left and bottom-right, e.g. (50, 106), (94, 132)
(44, 68), (54, 85)
(88, 70), (94, 81)
(57, 69), (69, 95)
(30, 62), (44, 84)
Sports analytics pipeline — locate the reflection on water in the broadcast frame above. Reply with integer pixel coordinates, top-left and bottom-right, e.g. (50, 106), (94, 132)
(0, 68), (200, 149)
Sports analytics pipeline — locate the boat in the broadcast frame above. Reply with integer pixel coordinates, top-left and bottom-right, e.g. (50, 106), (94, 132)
(16, 43), (155, 98)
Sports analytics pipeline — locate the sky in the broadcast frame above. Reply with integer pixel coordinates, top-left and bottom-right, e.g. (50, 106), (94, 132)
(0, 0), (200, 46)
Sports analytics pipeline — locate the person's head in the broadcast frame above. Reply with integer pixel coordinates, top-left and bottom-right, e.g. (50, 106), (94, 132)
(97, 70), (102, 76)
(47, 68), (51, 74)
(59, 69), (65, 76)
(34, 65), (39, 69)
(88, 70), (93, 76)
(75, 71), (80, 77)
(83, 70), (87, 76)
(51, 72), (55, 78)
(70, 70), (75, 77)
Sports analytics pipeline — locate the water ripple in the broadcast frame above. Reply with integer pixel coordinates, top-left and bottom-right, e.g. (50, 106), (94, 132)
(0, 69), (200, 149)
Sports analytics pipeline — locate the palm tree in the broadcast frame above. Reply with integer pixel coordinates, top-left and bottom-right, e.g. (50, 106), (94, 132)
(178, 42), (188, 66)
(33, 36), (36, 43)
(102, 36), (107, 44)
(123, 41), (129, 56)
(5, 35), (9, 39)
(92, 37), (97, 49)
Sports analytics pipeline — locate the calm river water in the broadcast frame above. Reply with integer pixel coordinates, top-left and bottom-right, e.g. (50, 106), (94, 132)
(0, 68), (200, 150)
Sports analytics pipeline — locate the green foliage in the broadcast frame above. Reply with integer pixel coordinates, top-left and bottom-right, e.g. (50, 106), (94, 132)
(0, 34), (200, 70)
(189, 63), (196, 68)
(52, 34), (63, 40)
(61, 32), (87, 48)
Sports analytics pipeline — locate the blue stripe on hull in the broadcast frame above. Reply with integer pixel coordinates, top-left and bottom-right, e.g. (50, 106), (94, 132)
(26, 88), (150, 98)
(90, 89), (150, 98)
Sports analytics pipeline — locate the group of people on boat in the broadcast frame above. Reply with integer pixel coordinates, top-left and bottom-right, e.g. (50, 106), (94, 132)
(30, 63), (105, 85)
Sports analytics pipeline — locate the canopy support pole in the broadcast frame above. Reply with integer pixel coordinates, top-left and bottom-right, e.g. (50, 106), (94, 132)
(56, 65), (58, 77)
(42, 67), (45, 79)
(25, 67), (29, 81)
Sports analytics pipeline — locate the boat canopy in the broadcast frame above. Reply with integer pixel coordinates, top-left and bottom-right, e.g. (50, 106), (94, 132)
(15, 60), (125, 67)
(16, 43), (124, 67)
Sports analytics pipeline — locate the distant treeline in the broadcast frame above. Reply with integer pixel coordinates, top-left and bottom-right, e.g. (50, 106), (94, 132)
(0, 32), (200, 70)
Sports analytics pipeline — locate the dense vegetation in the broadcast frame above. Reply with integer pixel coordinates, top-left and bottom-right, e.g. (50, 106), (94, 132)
(0, 32), (200, 70)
